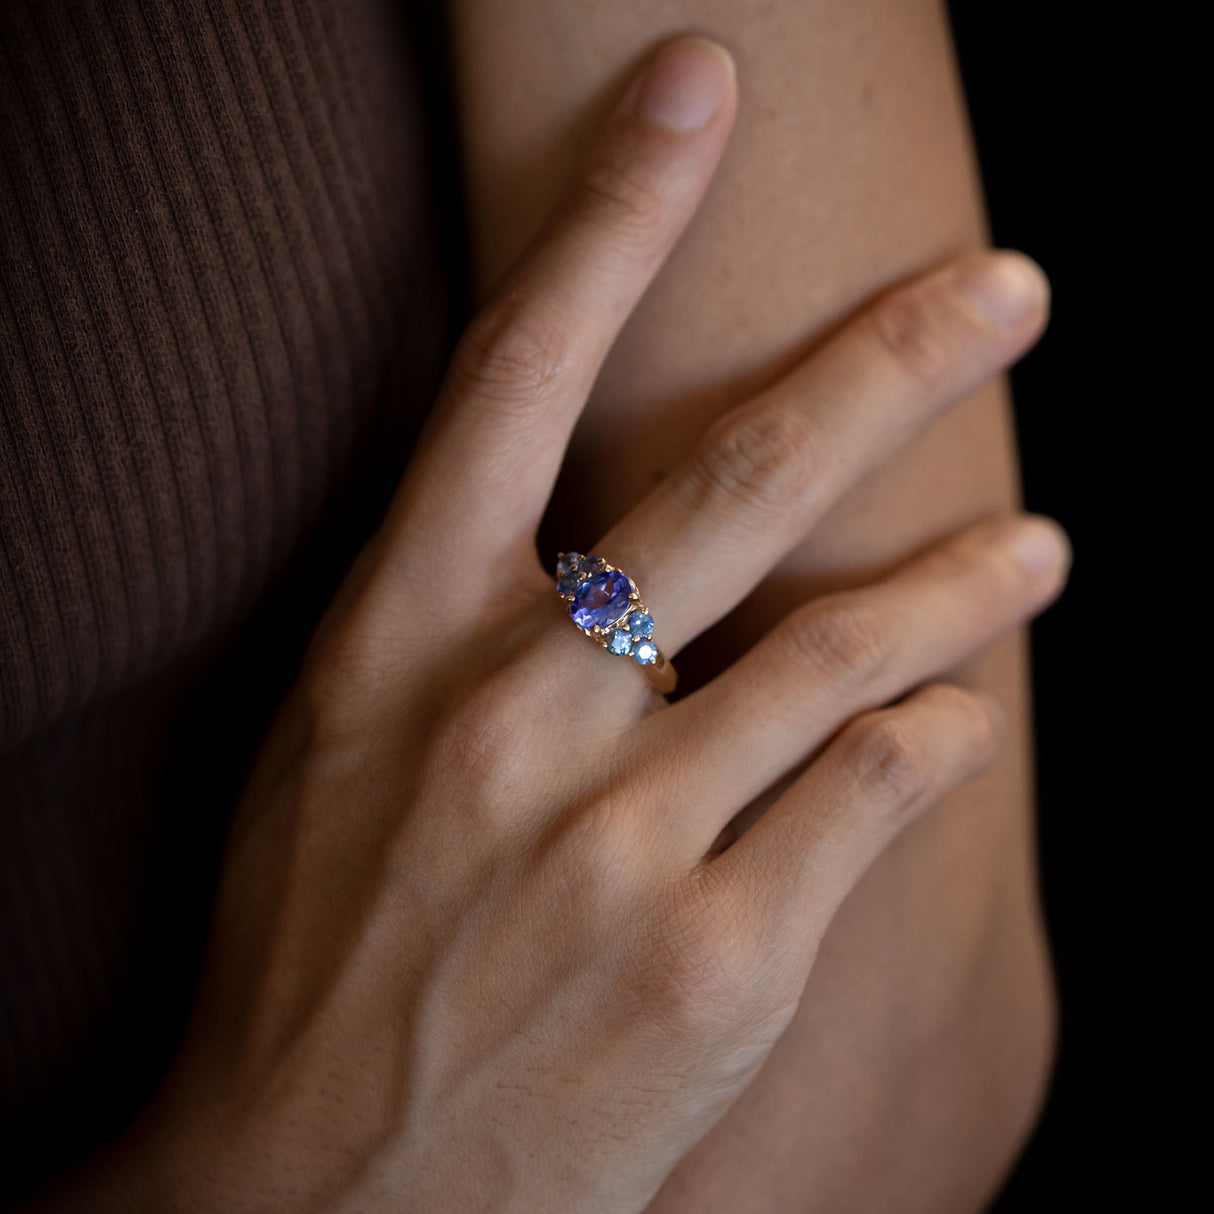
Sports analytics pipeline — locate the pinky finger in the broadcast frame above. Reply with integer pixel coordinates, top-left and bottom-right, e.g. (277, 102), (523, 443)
(713, 683), (1002, 955)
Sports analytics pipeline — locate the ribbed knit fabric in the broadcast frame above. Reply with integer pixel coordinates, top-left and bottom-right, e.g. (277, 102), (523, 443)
(0, 0), (454, 1198)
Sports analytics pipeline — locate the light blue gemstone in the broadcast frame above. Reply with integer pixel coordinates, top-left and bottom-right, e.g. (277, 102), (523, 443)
(607, 631), (632, 656)
(632, 640), (658, 666)
(557, 571), (580, 595)
(628, 611), (654, 639)
(556, 552), (582, 577)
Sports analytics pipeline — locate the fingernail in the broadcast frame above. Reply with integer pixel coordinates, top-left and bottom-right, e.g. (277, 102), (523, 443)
(955, 252), (1049, 329)
(636, 37), (735, 132)
(1001, 516), (1071, 577)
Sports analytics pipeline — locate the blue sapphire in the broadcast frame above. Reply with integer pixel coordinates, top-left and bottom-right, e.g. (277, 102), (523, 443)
(570, 570), (634, 630)
(607, 631), (632, 656)
(632, 640), (658, 666)
(628, 611), (654, 640)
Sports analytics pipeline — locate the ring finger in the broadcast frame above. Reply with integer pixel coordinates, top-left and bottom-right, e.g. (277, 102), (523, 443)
(640, 513), (1070, 857)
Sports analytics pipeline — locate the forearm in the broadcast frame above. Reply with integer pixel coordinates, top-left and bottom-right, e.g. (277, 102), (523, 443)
(448, 2), (1050, 1209)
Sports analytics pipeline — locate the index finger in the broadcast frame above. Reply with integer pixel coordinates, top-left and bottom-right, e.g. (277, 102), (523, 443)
(382, 37), (738, 591)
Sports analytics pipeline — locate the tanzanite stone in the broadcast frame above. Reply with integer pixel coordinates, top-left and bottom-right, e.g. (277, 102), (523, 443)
(627, 611), (654, 640)
(570, 570), (634, 630)
(632, 640), (658, 666)
(607, 631), (633, 656)
(579, 553), (605, 573)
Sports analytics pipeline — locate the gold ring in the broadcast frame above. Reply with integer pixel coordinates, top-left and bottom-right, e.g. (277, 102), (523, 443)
(556, 552), (677, 695)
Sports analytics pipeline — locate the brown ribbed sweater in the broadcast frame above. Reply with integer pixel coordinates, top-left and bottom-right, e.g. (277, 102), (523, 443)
(0, 1), (454, 1198)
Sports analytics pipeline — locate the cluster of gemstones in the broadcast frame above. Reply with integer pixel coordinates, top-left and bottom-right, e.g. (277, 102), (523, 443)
(556, 552), (659, 667)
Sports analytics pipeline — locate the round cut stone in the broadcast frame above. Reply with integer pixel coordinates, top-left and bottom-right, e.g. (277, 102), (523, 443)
(632, 640), (658, 666)
(607, 631), (633, 656)
(556, 552), (582, 576)
(628, 611), (654, 639)
(570, 570), (634, 630)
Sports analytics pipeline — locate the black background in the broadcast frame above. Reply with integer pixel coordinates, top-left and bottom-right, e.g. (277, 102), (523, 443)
(946, 4), (1196, 1207)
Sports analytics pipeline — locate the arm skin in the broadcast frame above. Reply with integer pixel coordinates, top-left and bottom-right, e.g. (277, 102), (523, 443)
(446, 2), (1052, 1210)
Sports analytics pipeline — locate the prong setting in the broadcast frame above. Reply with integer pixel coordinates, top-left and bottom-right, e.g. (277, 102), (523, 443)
(554, 552), (672, 688)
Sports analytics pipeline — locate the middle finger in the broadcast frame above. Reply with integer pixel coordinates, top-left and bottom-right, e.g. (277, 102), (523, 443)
(591, 251), (1049, 653)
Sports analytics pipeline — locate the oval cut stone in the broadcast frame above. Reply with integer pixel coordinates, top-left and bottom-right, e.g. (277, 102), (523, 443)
(570, 570), (634, 630)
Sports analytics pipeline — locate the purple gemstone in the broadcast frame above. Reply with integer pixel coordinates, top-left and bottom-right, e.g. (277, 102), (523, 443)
(570, 570), (634, 630)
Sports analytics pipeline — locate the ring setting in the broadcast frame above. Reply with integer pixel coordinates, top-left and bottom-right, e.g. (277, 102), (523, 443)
(555, 553), (676, 693)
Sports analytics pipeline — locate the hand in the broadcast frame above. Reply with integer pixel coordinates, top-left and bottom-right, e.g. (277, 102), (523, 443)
(67, 36), (1066, 1214)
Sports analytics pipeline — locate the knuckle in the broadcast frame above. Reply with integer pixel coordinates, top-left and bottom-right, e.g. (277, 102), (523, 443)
(920, 528), (1039, 622)
(847, 711), (932, 808)
(981, 530), (1040, 592)
(926, 683), (1002, 769)
(688, 404), (816, 518)
(535, 787), (641, 906)
(784, 596), (890, 690)
(866, 285), (953, 386)
(929, 528), (1020, 588)
(421, 676), (534, 824)
(626, 885), (755, 1038)
(916, 533), (977, 583)
(576, 154), (667, 243)
(450, 293), (573, 413)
